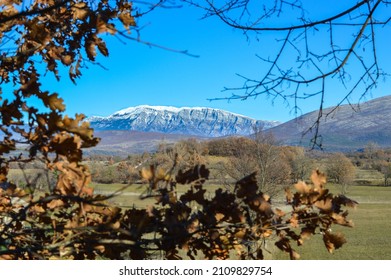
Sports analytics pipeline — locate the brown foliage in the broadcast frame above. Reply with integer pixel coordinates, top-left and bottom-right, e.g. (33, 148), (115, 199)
(1, 163), (357, 259)
(0, 0), (135, 259)
(0, 1), (357, 260)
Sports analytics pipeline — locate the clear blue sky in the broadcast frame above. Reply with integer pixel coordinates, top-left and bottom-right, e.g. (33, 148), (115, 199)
(40, 1), (391, 123)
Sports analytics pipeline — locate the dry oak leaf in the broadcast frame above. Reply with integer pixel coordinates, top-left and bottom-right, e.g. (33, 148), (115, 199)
(31, 204), (45, 213)
(275, 237), (300, 260)
(285, 187), (293, 203)
(96, 16), (116, 35)
(57, 114), (96, 141)
(310, 169), (327, 189)
(331, 212), (355, 227)
(275, 208), (286, 217)
(176, 165), (209, 184)
(47, 199), (65, 209)
(294, 180), (312, 194)
(288, 213), (300, 228)
(140, 166), (153, 181)
(234, 229), (247, 239)
(85, 39), (97, 61)
(323, 231), (347, 253)
(235, 172), (258, 199)
(40, 92), (65, 111)
(61, 55), (73, 66)
(119, 11), (136, 32)
(314, 197), (333, 213)
(71, 2), (89, 20)
(300, 226), (316, 240)
(215, 213), (225, 222)
(248, 194), (273, 217)
(180, 187), (206, 204)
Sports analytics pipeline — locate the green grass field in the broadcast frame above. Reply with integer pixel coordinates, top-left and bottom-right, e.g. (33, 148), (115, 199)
(91, 182), (391, 260)
(271, 184), (391, 260)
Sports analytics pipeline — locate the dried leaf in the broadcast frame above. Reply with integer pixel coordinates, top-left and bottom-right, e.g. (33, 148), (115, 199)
(335, 195), (359, 209)
(275, 208), (286, 217)
(97, 39), (109, 56)
(301, 226), (316, 240)
(176, 165), (209, 184)
(96, 17), (116, 34)
(40, 92), (65, 112)
(140, 166), (153, 181)
(31, 204), (45, 213)
(235, 172), (258, 198)
(314, 197), (333, 213)
(181, 187), (206, 205)
(215, 213), (225, 222)
(249, 194), (273, 217)
(234, 229), (247, 239)
(119, 12), (135, 32)
(310, 169), (326, 189)
(275, 237), (300, 259)
(290, 250), (300, 260)
(323, 231), (347, 253)
(46, 199), (65, 209)
(85, 40), (96, 61)
(61, 54), (73, 66)
(289, 213), (299, 228)
(72, 2), (89, 20)
(285, 187), (293, 203)
(294, 180), (311, 194)
(331, 212), (354, 227)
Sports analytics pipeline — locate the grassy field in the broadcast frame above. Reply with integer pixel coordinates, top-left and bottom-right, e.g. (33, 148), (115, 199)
(91, 182), (391, 260)
(91, 182), (224, 209)
(275, 190), (391, 260)
(271, 184), (391, 260)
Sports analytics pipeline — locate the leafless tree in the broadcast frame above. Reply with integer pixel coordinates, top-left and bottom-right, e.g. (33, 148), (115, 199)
(188, 0), (391, 147)
(326, 153), (356, 193)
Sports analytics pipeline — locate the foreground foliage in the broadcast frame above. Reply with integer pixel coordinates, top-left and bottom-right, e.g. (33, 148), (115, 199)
(0, 1), (357, 260)
(1, 165), (357, 259)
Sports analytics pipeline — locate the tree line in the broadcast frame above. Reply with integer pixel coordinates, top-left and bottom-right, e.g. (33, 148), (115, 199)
(85, 133), (391, 190)
(84, 131), (364, 193)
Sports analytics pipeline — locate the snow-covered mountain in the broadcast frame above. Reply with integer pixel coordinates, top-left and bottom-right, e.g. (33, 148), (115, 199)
(87, 105), (280, 137)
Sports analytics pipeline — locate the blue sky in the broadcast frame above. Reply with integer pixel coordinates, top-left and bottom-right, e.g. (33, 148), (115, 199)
(39, 1), (391, 123)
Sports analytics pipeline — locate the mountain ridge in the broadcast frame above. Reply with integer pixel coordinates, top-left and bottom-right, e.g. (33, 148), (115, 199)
(86, 95), (391, 153)
(87, 105), (280, 137)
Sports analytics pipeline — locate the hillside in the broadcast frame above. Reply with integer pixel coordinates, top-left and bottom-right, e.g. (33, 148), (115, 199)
(85, 130), (204, 155)
(268, 95), (391, 150)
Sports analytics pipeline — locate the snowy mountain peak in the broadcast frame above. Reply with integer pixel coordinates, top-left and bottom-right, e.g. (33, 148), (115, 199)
(88, 105), (280, 137)
(112, 105), (250, 118)
(113, 105), (183, 116)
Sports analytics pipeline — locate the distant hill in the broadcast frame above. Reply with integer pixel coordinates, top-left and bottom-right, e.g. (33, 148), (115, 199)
(87, 105), (280, 138)
(84, 96), (391, 154)
(268, 95), (391, 151)
(85, 130), (204, 156)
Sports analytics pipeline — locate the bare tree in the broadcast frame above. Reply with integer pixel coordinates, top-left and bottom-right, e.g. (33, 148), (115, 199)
(252, 127), (291, 196)
(189, 0), (390, 147)
(222, 128), (291, 196)
(326, 153), (356, 193)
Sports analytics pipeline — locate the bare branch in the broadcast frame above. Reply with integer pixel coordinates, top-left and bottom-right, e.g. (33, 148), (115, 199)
(200, 0), (389, 148)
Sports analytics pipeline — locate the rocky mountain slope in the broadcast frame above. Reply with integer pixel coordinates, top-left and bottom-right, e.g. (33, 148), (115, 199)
(87, 105), (280, 137)
(268, 95), (391, 150)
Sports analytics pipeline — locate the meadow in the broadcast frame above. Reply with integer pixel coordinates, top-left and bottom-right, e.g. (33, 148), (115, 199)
(92, 181), (391, 260)
(276, 185), (391, 260)
(7, 150), (391, 260)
